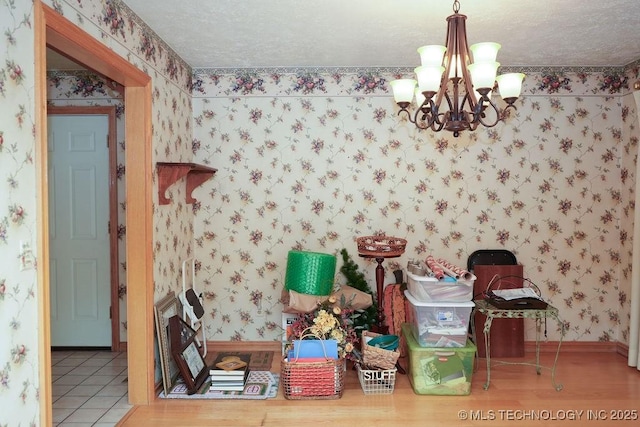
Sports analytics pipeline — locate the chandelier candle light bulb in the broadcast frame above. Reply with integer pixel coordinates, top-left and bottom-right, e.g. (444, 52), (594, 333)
(496, 73), (526, 103)
(418, 45), (447, 66)
(415, 66), (445, 94)
(389, 79), (417, 106)
(389, 0), (525, 137)
(468, 61), (500, 92)
(469, 42), (501, 62)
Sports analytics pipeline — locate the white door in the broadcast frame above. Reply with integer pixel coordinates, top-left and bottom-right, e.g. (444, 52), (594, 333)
(48, 114), (111, 347)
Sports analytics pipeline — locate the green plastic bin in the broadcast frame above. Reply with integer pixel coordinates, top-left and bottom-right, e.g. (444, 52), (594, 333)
(402, 323), (476, 395)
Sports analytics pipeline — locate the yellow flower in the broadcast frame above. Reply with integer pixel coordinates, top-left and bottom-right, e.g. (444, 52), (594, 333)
(289, 298), (357, 360)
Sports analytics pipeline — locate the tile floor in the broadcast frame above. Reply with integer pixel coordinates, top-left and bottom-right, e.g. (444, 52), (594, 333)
(52, 350), (132, 426)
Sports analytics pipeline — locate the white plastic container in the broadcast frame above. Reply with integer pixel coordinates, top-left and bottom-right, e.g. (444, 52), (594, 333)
(406, 270), (475, 302)
(405, 290), (474, 348)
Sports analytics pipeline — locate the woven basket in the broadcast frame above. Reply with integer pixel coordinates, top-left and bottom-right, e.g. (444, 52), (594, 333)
(362, 331), (400, 370)
(281, 356), (345, 400)
(357, 236), (407, 257)
(357, 365), (397, 395)
(284, 250), (336, 296)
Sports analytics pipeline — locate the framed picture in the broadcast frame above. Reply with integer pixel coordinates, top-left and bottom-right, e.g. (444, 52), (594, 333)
(154, 291), (182, 396)
(169, 315), (209, 394)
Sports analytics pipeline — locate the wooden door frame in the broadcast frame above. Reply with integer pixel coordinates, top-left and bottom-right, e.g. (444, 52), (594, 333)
(47, 106), (121, 350)
(35, 2), (154, 425)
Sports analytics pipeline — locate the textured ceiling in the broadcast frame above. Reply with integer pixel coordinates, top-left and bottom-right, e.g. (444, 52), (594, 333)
(118, 0), (640, 69)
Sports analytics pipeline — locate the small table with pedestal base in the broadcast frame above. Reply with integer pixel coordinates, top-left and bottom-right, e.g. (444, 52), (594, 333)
(359, 253), (405, 374)
(358, 254), (399, 334)
(472, 299), (564, 391)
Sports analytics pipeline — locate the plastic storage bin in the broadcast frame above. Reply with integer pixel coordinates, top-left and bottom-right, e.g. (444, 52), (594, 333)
(405, 290), (474, 348)
(406, 270), (475, 302)
(402, 323), (476, 395)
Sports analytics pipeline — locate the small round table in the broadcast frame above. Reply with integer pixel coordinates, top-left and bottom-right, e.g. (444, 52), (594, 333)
(359, 253), (400, 334)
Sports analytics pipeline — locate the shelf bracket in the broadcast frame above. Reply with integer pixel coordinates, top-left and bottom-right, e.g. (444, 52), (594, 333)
(156, 162), (217, 205)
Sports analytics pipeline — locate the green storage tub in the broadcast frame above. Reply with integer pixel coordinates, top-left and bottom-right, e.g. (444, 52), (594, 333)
(402, 323), (476, 395)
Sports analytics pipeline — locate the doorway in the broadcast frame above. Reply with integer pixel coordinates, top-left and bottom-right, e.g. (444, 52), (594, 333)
(36, 2), (155, 426)
(47, 107), (120, 349)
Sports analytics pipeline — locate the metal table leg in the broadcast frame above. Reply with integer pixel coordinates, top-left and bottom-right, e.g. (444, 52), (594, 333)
(482, 315), (494, 390)
(550, 312), (564, 391)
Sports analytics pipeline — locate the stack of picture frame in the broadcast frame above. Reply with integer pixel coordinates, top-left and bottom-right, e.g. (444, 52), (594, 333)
(168, 315), (209, 394)
(154, 292), (182, 395)
(154, 291), (210, 395)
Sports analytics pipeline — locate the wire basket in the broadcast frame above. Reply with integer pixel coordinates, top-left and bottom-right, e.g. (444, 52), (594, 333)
(357, 364), (397, 395)
(357, 236), (407, 257)
(281, 356), (345, 400)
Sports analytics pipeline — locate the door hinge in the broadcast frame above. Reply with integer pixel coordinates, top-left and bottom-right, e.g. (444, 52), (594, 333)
(108, 220), (110, 234)
(110, 305), (112, 319)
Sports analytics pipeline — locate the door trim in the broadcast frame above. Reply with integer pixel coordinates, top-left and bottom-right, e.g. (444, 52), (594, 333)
(47, 106), (120, 350)
(36, 2), (154, 425)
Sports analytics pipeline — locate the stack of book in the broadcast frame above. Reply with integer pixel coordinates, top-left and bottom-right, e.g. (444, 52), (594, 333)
(209, 354), (250, 392)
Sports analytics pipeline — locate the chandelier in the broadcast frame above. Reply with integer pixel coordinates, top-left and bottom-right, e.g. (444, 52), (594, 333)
(390, 0), (525, 137)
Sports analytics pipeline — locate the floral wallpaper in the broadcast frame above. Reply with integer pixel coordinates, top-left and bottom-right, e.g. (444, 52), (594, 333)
(1, 0), (193, 425)
(0, 0), (40, 425)
(190, 66), (640, 347)
(1, 0), (639, 425)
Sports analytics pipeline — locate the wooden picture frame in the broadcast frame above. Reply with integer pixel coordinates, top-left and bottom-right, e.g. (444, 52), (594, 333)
(154, 291), (182, 395)
(169, 315), (209, 394)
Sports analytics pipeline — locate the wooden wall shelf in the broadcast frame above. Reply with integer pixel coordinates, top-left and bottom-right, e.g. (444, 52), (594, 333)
(156, 162), (217, 205)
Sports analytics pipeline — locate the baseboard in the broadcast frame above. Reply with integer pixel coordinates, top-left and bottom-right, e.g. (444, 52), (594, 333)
(51, 346), (111, 351)
(206, 341), (281, 354)
(616, 342), (629, 357)
(203, 340), (623, 355)
(524, 340), (619, 353)
(118, 342), (127, 352)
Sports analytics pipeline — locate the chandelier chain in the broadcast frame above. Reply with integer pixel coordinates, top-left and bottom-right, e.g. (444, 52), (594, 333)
(453, 0), (460, 14)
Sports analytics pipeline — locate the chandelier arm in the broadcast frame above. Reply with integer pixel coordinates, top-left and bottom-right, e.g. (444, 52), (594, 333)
(460, 92), (477, 122)
(396, 107), (413, 123)
(397, 106), (431, 130)
(410, 100), (437, 130)
(397, 107), (426, 129)
(475, 97), (502, 128)
(454, 12), (478, 108)
(430, 111), (447, 132)
(442, 91), (454, 118)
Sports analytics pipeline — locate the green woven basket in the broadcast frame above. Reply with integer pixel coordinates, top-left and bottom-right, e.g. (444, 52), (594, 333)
(285, 250), (336, 296)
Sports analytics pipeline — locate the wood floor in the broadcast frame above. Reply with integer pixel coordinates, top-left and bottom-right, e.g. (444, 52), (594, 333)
(118, 347), (640, 427)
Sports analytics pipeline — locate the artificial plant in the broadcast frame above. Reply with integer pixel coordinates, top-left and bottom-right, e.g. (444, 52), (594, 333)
(339, 248), (377, 336)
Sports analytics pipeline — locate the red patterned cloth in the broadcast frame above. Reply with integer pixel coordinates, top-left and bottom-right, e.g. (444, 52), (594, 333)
(383, 284), (408, 357)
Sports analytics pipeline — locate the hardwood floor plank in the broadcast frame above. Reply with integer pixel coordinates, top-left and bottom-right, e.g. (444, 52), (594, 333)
(118, 350), (640, 427)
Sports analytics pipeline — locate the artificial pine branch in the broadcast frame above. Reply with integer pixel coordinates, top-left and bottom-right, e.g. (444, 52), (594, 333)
(339, 248), (377, 334)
